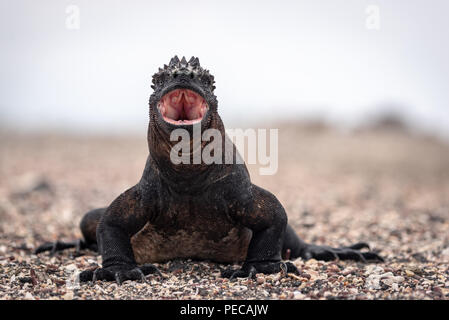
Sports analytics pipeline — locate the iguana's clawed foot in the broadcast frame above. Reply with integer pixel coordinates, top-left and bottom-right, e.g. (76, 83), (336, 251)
(80, 264), (162, 285)
(302, 242), (384, 262)
(34, 240), (96, 256)
(221, 261), (299, 281)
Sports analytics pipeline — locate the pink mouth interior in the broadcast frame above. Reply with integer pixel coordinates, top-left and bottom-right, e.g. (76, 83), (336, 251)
(158, 89), (208, 125)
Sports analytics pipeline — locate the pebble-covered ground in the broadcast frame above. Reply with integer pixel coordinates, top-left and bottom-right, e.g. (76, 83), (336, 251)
(1, 123), (448, 300)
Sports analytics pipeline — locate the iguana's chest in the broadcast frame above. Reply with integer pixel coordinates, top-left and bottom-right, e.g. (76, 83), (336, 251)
(131, 192), (252, 263)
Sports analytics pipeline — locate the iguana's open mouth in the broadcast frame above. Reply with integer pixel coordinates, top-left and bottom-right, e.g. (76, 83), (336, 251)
(158, 89), (208, 125)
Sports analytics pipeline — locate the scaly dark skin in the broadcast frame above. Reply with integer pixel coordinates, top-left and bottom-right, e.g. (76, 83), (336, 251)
(36, 56), (383, 284)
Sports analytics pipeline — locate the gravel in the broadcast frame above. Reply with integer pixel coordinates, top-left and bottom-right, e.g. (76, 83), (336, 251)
(1, 124), (448, 300)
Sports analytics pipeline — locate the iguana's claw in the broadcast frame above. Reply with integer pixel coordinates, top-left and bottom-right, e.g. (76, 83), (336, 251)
(302, 243), (384, 262)
(114, 268), (146, 285)
(35, 240), (84, 256)
(221, 261), (299, 280)
(140, 264), (163, 278)
(223, 265), (258, 281)
(80, 263), (161, 285)
(35, 240), (97, 256)
(346, 242), (371, 250)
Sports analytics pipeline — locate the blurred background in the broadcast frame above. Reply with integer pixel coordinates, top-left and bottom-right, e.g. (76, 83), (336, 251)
(1, 1), (449, 300)
(0, 0), (448, 137)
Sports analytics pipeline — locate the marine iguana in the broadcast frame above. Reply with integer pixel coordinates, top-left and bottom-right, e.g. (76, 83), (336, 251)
(36, 56), (383, 284)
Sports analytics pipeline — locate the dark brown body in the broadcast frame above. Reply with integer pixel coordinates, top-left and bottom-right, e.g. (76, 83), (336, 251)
(131, 199), (252, 264)
(81, 117), (293, 265)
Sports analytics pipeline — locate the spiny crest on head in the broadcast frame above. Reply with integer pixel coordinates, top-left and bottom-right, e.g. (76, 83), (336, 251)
(151, 56), (215, 91)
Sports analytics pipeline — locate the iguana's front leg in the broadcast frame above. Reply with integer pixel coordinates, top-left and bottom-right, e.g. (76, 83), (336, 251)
(79, 186), (161, 284)
(222, 184), (299, 279)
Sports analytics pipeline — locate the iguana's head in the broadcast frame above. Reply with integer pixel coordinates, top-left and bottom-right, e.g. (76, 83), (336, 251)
(149, 56), (217, 130)
(147, 57), (228, 182)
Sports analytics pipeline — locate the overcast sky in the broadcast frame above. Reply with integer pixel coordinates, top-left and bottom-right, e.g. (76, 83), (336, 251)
(1, 0), (448, 137)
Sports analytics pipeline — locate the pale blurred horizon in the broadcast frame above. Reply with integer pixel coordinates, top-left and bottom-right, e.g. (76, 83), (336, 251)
(1, 0), (448, 139)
